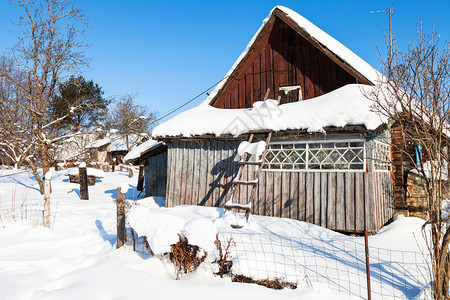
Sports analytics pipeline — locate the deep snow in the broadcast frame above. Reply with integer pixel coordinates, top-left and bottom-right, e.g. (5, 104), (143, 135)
(0, 169), (432, 299)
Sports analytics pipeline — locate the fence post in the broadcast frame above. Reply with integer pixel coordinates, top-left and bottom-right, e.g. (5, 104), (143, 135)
(128, 165), (133, 178)
(116, 187), (126, 248)
(79, 163), (89, 200)
(43, 172), (51, 228)
(364, 230), (372, 300)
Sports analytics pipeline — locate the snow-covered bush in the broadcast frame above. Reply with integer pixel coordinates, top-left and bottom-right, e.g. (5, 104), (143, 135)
(128, 205), (218, 279)
(168, 234), (208, 280)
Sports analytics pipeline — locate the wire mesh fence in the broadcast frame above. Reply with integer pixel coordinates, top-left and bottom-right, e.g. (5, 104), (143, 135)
(125, 224), (431, 299)
(212, 232), (430, 299)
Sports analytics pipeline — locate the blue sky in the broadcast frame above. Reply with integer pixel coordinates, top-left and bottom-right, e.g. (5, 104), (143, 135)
(1, 0), (449, 123)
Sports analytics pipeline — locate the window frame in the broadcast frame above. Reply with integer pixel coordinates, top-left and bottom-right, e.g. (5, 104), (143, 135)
(262, 139), (367, 172)
(371, 140), (392, 172)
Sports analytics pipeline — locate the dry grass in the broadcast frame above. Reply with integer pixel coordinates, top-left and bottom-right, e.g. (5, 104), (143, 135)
(213, 234), (234, 278)
(231, 274), (297, 290)
(168, 235), (207, 280)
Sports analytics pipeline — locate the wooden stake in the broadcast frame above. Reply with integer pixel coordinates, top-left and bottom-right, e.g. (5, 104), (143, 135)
(116, 187), (126, 248)
(364, 230), (372, 300)
(79, 166), (89, 200)
(128, 165), (133, 178)
(43, 178), (51, 228)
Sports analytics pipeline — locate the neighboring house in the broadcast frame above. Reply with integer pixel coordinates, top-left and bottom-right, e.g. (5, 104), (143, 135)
(128, 6), (433, 233)
(53, 133), (97, 165)
(87, 134), (148, 166)
(55, 132), (148, 169)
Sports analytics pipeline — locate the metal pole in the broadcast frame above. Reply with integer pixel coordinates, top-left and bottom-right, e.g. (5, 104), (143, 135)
(364, 230), (372, 300)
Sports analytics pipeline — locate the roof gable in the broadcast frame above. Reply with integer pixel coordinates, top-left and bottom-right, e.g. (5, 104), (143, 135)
(206, 6), (380, 109)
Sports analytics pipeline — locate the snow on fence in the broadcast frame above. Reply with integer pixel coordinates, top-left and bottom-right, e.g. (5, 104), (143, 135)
(124, 222), (430, 299)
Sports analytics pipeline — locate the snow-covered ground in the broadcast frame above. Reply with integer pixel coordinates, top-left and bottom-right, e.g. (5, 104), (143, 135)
(0, 169), (431, 299)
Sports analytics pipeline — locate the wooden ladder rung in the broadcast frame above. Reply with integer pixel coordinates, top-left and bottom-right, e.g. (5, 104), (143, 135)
(233, 179), (258, 186)
(224, 203), (251, 211)
(238, 160), (263, 166)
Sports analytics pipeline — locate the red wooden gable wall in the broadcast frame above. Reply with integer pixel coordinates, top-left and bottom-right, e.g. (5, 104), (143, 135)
(211, 12), (368, 109)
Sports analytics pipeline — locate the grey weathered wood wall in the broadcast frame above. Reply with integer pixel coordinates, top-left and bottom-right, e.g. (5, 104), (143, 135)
(166, 140), (393, 232)
(144, 151), (167, 197)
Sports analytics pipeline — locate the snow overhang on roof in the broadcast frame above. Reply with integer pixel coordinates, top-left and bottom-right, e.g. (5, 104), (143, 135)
(123, 139), (164, 164)
(153, 84), (387, 139)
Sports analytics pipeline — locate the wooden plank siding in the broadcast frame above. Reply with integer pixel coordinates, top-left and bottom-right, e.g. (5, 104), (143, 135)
(165, 140), (394, 233)
(144, 151), (167, 198)
(212, 17), (358, 109)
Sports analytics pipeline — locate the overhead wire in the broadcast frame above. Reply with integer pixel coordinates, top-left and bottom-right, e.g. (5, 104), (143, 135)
(152, 75), (229, 124)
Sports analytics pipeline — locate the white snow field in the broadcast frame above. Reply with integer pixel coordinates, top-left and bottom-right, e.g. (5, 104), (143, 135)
(0, 169), (432, 299)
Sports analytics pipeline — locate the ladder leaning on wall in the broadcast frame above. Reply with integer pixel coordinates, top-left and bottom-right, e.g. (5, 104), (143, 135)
(224, 131), (272, 227)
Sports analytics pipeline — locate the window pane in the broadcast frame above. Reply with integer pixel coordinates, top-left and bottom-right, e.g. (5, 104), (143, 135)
(350, 164), (364, 170)
(350, 142), (364, 147)
(264, 140), (366, 171)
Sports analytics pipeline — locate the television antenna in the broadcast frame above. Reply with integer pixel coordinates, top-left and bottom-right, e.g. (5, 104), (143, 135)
(370, 6), (394, 71)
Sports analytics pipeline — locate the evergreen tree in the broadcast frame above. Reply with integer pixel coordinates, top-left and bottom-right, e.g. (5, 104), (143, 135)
(49, 75), (109, 133)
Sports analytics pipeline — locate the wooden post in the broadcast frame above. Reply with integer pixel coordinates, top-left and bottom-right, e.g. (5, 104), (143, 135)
(128, 165), (133, 178)
(137, 165), (144, 191)
(116, 187), (126, 248)
(364, 230), (372, 300)
(43, 177), (51, 228)
(79, 165), (89, 200)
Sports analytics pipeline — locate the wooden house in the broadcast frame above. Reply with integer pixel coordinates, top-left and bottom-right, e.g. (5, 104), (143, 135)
(131, 6), (400, 233)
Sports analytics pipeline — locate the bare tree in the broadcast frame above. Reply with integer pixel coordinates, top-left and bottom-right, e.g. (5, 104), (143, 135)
(0, 57), (45, 190)
(107, 95), (156, 151)
(0, 0), (90, 193)
(369, 25), (450, 299)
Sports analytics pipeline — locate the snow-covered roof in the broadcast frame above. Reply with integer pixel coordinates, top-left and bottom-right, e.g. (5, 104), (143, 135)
(202, 5), (381, 107)
(87, 134), (145, 152)
(54, 133), (97, 161)
(153, 84), (386, 138)
(88, 138), (110, 149)
(123, 139), (163, 163)
(152, 6), (385, 139)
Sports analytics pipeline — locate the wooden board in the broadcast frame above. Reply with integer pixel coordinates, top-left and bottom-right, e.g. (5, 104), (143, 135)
(163, 140), (394, 232)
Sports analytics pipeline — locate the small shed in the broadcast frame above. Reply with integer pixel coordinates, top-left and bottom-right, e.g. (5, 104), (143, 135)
(124, 139), (167, 197)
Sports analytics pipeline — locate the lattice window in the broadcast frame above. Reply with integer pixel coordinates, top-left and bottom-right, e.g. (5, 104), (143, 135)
(372, 141), (391, 171)
(263, 140), (365, 171)
(264, 143), (306, 170)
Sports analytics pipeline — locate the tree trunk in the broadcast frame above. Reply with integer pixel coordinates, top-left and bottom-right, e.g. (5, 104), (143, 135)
(31, 165), (45, 194)
(41, 141), (51, 176)
(43, 177), (51, 228)
(444, 253), (449, 299)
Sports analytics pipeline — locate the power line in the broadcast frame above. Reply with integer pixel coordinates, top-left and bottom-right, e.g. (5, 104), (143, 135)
(58, 75), (229, 162)
(152, 76), (229, 124)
